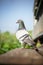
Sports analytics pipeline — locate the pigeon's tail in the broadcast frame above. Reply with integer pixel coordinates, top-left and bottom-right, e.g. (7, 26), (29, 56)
(32, 45), (38, 51)
(32, 45), (43, 56)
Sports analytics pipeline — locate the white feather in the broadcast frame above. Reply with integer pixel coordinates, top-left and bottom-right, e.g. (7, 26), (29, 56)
(16, 29), (29, 39)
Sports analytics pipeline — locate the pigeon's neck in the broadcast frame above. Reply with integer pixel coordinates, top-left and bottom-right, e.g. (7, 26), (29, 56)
(18, 22), (26, 30)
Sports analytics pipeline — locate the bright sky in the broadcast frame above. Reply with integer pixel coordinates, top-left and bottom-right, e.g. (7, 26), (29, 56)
(0, 0), (34, 33)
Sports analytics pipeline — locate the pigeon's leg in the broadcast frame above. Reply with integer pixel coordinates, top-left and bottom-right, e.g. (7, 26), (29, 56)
(23, 43), (27, 48)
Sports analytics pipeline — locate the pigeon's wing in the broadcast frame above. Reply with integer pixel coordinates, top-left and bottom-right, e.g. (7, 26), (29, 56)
(16, 29), (29, 40)
(22, 35), (35, 46)
(16, 29), (29, 43)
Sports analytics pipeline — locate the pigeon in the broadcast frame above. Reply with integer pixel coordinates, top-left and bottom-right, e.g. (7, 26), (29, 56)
(16, 19), (43, 56)
(16, 19), (36, 48)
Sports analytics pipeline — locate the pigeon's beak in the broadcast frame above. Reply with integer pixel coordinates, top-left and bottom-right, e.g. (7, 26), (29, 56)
(16, 21), (19, 23)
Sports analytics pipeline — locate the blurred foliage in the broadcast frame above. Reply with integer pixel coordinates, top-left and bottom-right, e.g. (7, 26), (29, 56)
(36, 41), (41, 48)
(0, 31), (21, 54)
(25, 44), (33, 49)
(28, 30), (32, 37)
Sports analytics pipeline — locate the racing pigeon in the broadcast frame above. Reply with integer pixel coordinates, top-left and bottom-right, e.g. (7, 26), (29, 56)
(16, 19), (43, 56)
(16, 19), (36, 48)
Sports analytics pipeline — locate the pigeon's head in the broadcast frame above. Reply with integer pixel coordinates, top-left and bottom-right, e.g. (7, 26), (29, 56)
(16, 19), (26, 30)
(16, 19), (23, 24)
